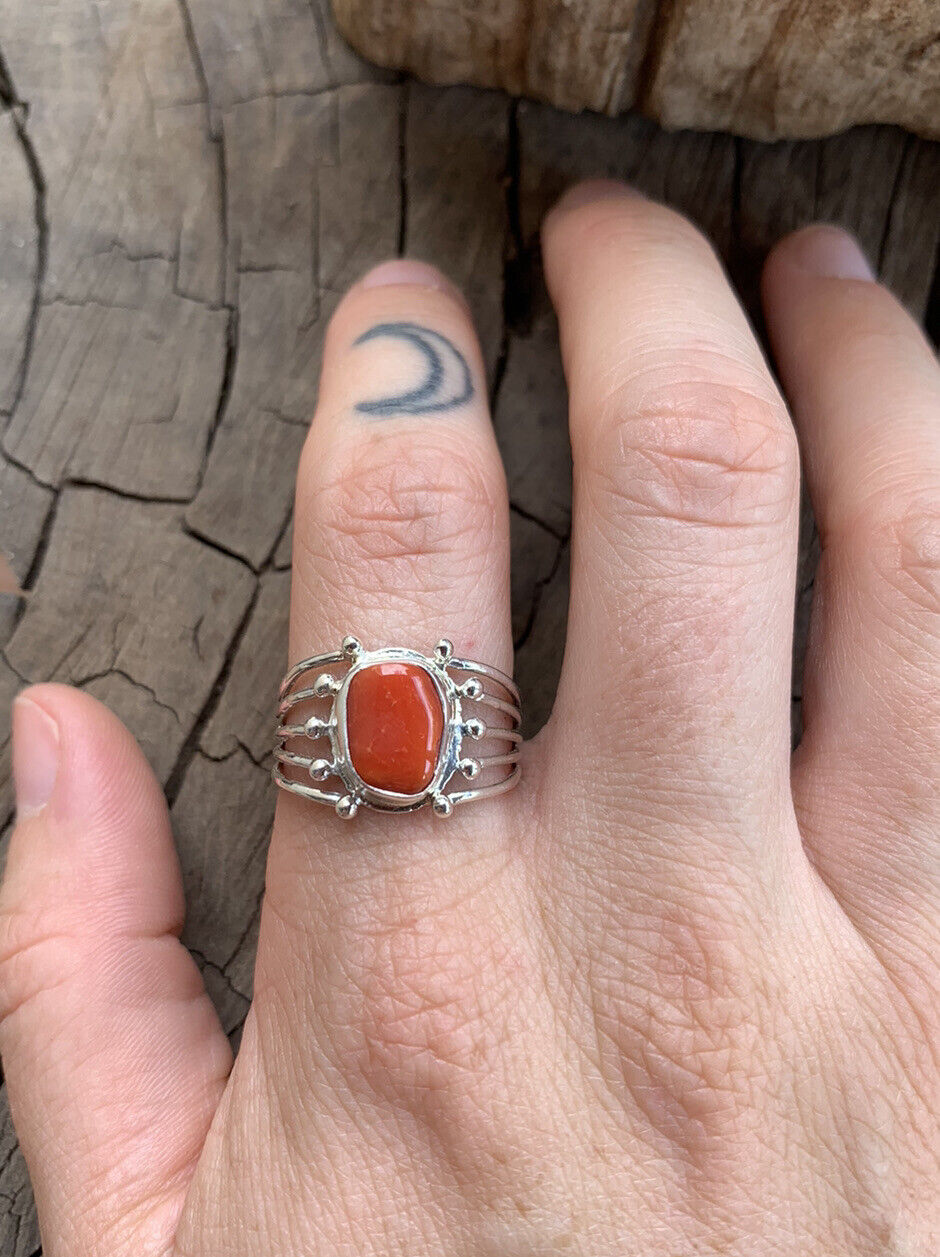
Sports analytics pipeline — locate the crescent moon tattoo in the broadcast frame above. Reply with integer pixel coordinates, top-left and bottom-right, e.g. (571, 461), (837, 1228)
(353, 322), (474, 417)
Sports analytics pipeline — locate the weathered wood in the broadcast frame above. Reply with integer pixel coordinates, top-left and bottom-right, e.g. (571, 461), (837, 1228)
(201, 569), (290, 765)
(495, 316), (572, 538)
(172, 748), (270, 1038)
(647, 0), (940, 140)
(0, 0), (937, 1250)
(2, 487), (255, 813)
(0, 1087), (40, 1257)
(0, 460), (51, 643)
(403, 83), (510, 381)
(184, 0), (385, 118)
(332, 0), (940, 140)
(0, 0), (228, 499)
(733, 127), (940, 318)
(0, 109), (36, 418)
(186, 83), (400, 567)
(515, 541), (570, 735)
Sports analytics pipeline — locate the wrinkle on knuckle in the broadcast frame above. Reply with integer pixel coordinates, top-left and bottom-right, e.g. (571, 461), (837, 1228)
(348, 918), (517, 1108)
(868, 503), (940, 623)
(356, 926), (500, 1089)
(313, 437), (501, 578)
(311, 859), (530, 1133)
(0, 905), (83, 1032)
(589, 902), (774, 1164)
(585, 375), (798, 536)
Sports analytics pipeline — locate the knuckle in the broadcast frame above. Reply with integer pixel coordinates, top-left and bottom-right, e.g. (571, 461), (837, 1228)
(590, 899), (774, 1159)
(0, 902), (82, 1032)
(351, 911), (514, 1101)
(587, 374), (799, 534)
(866, 500), (940, 623)
(314, 435), (502, 580)
(304, 860), (527, 1131)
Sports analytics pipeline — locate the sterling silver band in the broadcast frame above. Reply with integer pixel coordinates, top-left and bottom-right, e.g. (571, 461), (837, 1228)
(274, 636), (522, 819)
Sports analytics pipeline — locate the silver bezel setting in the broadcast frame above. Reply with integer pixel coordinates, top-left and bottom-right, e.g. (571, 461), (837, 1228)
(334, 646), (461, 813)
(274, 638), (521, 819)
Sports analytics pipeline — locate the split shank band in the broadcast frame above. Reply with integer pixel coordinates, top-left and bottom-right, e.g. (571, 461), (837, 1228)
(274, 636), (522, 819)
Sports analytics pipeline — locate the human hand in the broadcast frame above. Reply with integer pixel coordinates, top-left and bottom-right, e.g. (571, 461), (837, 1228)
(2, 182), (937, 1255)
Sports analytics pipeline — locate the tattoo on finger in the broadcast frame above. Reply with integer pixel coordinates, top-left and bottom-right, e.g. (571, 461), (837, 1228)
(353, 322), (474, 417)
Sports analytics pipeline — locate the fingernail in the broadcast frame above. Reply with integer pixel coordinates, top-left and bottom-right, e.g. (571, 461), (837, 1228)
(12, 696), (59, 819)
(784, 226), (874, 281)
(358, 259), (461, 298)
(551, 179), (645, 216)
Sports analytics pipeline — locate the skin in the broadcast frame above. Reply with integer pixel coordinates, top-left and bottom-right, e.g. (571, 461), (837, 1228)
(1, 181), (937, 1255)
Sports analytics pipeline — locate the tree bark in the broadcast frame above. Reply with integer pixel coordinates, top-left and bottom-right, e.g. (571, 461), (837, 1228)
(333, 0), (940, 140)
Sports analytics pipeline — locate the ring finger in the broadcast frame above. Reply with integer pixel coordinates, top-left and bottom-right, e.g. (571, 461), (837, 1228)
(289, 261), (511, 681)
(179, 260), (546, 1253)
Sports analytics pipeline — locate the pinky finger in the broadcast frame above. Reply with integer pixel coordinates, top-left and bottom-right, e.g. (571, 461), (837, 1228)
(763, 227), (940, 981)
(0, 686), (232, 1256)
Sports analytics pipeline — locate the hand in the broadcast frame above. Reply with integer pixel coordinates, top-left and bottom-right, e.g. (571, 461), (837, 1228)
(2, 183), (937, 1255)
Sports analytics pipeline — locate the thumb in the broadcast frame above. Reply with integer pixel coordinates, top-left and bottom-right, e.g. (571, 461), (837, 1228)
(0, 685), (232, 1256)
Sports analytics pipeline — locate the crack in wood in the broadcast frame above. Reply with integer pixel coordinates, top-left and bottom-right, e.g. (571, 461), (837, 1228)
(187, 944), (252, 1006)
(878, 130), (914, 275)
(224, 83), (353, 109)
(1, 531), (42, 637)
(397, 78), (409, 256)
(174, 0), (219, 136)
(196, 735), (273, 771)
(0, 43), (48, 445)
(69, 667), (184, 726)
(489, 98), (520, 413)
(182, 517), (261, 573)
(163, 578), (263, 807)
(510, 499), (568, 544)
(194, 305), (240, 496)
(513, 534), (567, 652)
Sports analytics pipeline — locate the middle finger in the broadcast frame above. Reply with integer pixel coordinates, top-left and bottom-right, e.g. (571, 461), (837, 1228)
(542, 183), (801, 867)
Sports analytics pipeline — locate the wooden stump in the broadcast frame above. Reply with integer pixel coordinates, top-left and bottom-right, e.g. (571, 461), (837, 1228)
(0, 1), (937, 1248)
(332, 0), (940, 140)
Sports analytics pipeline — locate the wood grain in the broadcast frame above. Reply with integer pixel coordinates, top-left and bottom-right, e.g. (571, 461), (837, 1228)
(332, 0), (940, 140)
(0, 1), (937, 1249)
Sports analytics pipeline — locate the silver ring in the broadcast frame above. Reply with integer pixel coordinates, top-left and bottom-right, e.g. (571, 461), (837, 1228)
(274, 636), (522, 819)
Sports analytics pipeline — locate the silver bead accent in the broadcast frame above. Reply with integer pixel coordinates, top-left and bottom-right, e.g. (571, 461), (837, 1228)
(432, 794), (453, 818)
(276, 640), (522, 815)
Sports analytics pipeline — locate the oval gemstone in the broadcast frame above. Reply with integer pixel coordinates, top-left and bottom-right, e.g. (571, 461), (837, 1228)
(346, 662), (445, 795)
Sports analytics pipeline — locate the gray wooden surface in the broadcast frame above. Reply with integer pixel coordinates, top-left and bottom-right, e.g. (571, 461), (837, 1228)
(0, 2), (937, 1250)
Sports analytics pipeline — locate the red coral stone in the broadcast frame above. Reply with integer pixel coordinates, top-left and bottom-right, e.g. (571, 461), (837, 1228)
(346, 662), (445, 795)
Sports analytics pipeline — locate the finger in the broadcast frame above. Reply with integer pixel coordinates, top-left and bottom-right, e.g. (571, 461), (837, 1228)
(541, 183), (801, 865)
(183, 262), (538, 1254)
(277, 256), (516, 1012)
(0, 686), (231, 1257)
(289, 259), (511, 676)
(283, 257), (514, 832)
(762, 226), (940, 973)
